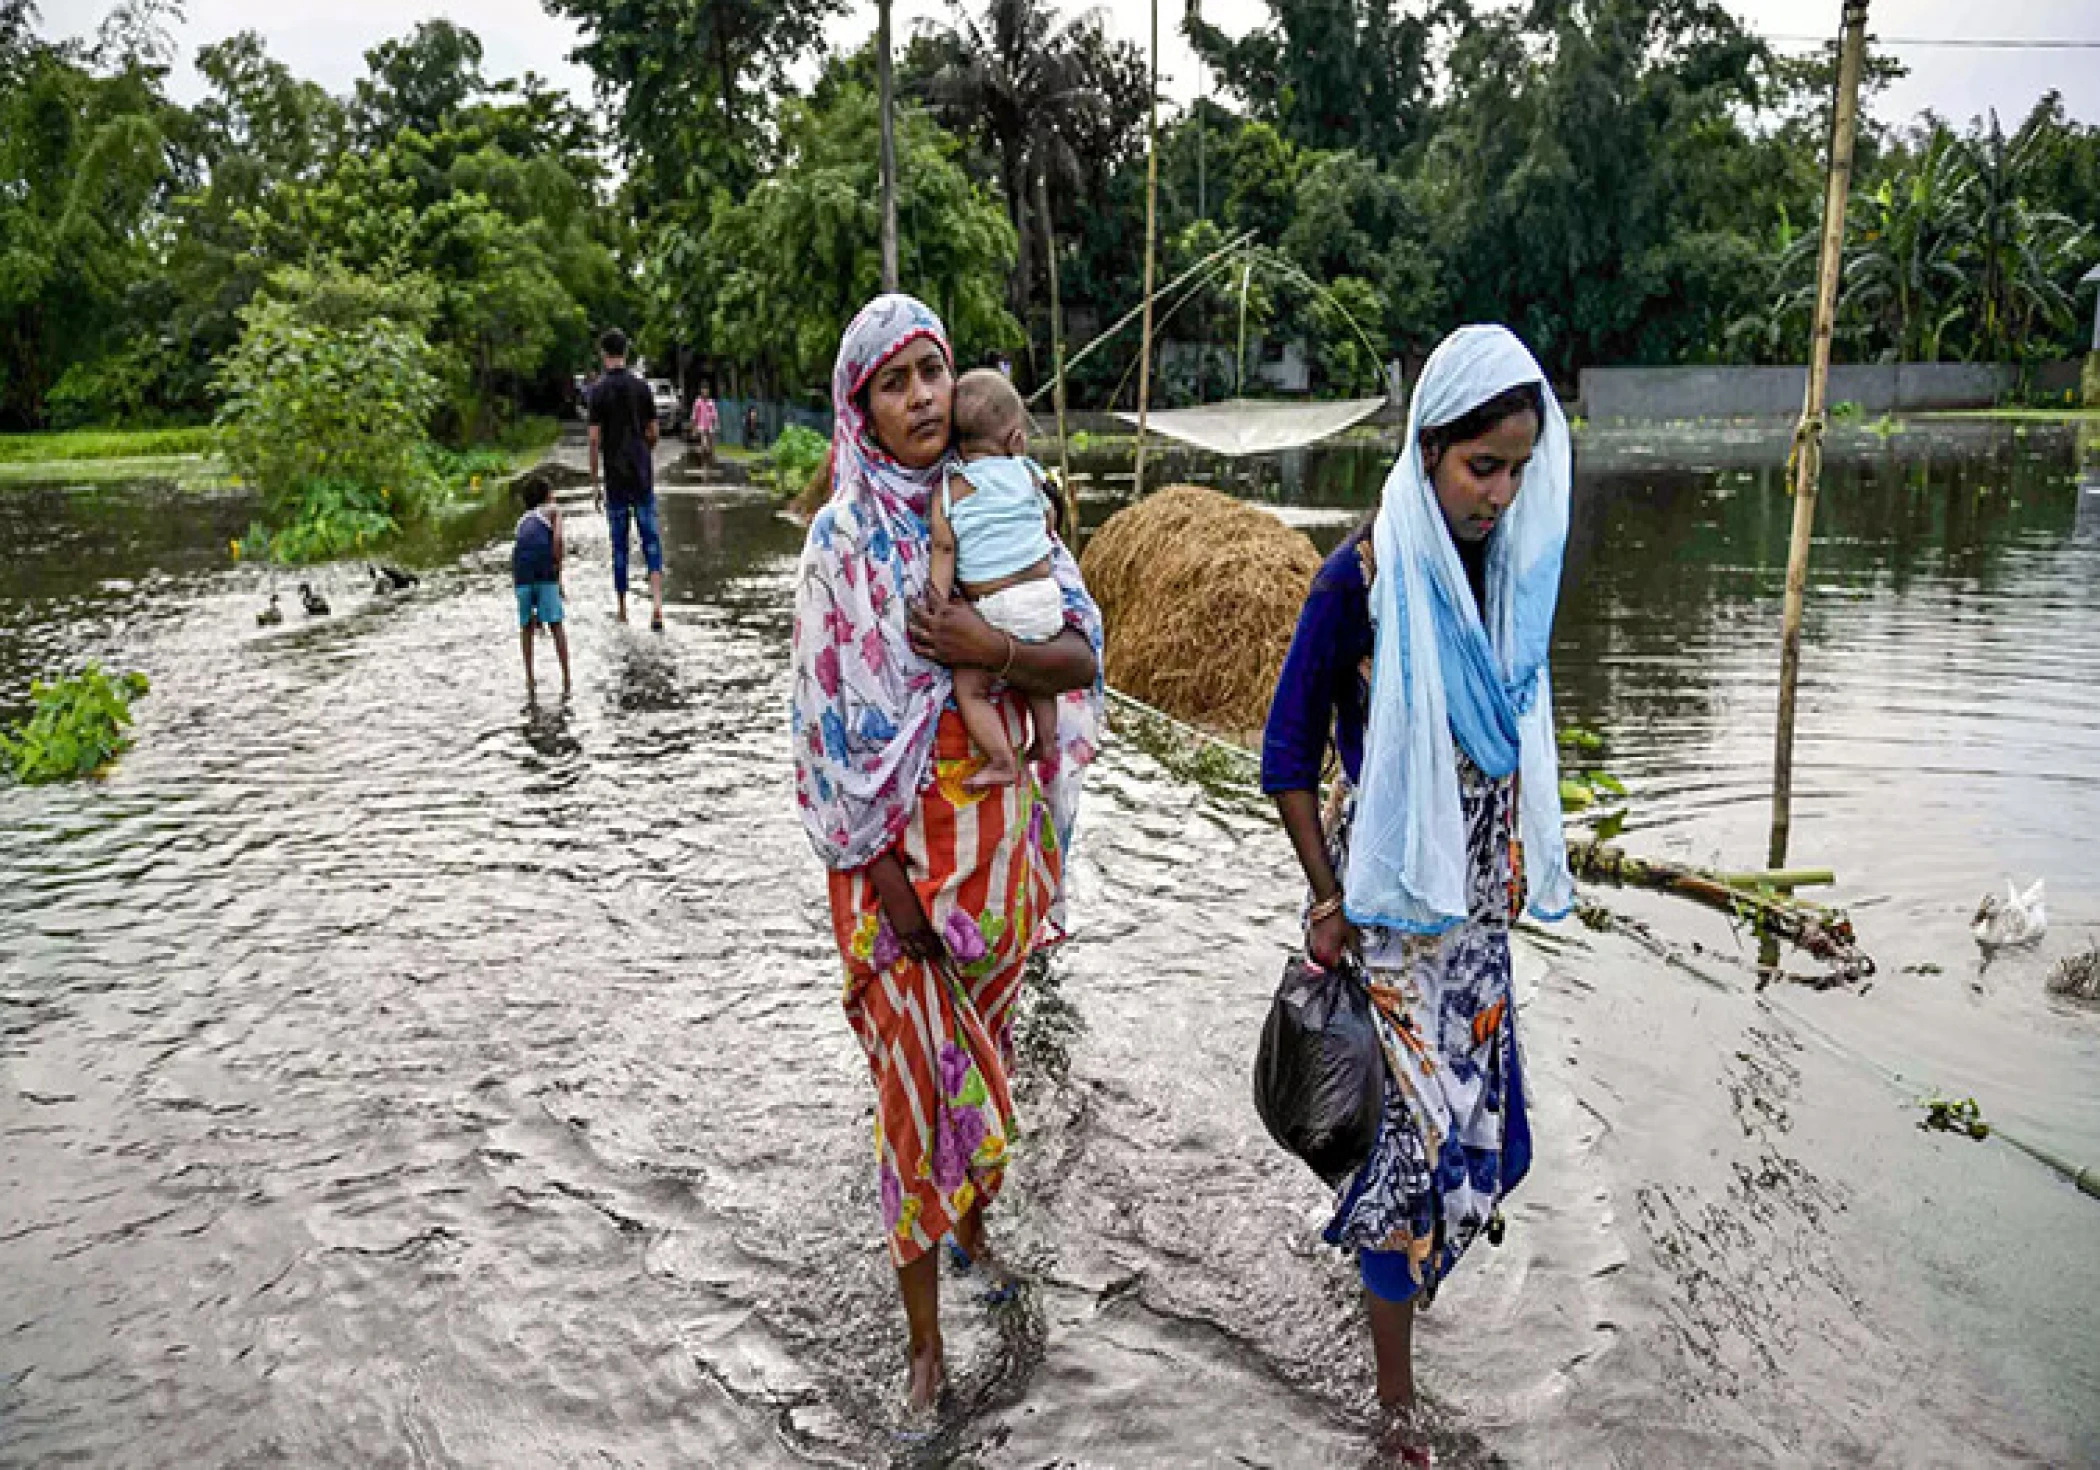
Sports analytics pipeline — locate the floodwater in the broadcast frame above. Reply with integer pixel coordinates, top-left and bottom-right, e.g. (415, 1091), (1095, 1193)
(2, 422), (2096, 1467)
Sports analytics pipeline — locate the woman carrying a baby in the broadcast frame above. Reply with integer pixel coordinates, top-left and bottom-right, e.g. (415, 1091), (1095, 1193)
(789, 294), (1103, 1411)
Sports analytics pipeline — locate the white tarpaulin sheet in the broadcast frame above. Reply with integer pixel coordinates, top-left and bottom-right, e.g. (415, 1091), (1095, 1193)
(1112, 396), (1386, 457)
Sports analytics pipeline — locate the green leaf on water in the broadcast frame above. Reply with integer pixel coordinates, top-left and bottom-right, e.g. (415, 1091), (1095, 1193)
(1, 664), (149, 784)
(1918, 1094), (1990, 1141)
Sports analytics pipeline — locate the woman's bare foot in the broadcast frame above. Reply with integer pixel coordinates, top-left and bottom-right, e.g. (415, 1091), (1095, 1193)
(1375, 1403), (1431, 1467)
(953, 1207), (988, 1261)
(949, 1211), (1020, 1301)
(904, 1340), (945, 1414)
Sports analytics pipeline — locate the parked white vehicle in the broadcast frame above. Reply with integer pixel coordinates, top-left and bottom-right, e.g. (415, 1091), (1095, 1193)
(647, 378), (681, 431)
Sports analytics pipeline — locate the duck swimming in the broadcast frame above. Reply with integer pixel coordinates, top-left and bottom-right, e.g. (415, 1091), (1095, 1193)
(256, 593), (283, 627)
(369, 563), (419, 593)
(299, 582), (330, 617)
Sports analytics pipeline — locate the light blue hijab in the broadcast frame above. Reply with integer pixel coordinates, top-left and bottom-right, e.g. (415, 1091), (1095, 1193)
(1344, 325), (1575, 934)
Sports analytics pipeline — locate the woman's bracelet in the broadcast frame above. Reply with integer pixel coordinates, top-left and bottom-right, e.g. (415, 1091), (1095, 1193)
(1307, 890), (1345, 924)
(997, 632), (1016, 680)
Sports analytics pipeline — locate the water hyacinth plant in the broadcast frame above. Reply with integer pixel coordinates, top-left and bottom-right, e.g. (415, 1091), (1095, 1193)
(1, 665), (151, 783)
(757, 424), (832, 502)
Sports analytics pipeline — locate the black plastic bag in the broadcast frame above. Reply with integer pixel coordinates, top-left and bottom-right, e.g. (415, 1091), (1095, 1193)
(1252, 956), (1384, 1187)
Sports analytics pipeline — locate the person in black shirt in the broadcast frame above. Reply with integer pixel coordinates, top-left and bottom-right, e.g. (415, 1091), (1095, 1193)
(587, 329), (666, 630)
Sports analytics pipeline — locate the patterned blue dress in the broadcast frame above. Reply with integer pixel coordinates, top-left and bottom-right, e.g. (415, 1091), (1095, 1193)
(1262, 533), (1532, 1306)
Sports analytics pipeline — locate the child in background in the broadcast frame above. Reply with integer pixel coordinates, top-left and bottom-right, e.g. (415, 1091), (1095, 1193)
(930, 369), (1062, 788)
(513, 476), (572, 696)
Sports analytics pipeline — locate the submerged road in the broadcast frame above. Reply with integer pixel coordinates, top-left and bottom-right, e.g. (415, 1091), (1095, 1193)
(1, 424), (2096, 1465)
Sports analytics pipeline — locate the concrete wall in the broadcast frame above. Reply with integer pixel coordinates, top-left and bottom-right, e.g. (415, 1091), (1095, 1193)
(1579, 361), (2086, 421)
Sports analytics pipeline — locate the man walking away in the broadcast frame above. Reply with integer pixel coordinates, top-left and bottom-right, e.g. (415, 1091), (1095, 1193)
(587, 328), (666, 631)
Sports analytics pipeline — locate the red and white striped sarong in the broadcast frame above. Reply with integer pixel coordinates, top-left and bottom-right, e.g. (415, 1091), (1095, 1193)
(827, 700), (1062, 1266)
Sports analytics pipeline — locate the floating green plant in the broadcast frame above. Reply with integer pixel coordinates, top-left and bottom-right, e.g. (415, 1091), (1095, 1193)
(1, 664), (151, 783)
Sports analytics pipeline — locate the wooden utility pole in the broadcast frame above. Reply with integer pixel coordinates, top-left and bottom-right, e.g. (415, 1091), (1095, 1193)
(877, 0), (899, 292)
(1133, 0), (1161, 497)
(1035, 165), (1078, 538)
(1769, 0), (1868, 869)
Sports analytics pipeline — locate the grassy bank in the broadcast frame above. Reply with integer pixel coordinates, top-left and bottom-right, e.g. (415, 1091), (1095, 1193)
(0, 418), (559, 496)
(1914, 407), (2100, 424)
(0, 426), (217, 463)
(0, 426), (226, 487)
(0, 453), (232, 488)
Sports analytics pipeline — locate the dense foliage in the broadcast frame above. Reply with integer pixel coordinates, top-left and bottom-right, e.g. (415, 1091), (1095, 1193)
(700, 76), (1020, 390)
(2, 0), (2096, 436)
(0, 5), (629, 434)
(756, 423), (831, 502)
(0, 664), (149, 783)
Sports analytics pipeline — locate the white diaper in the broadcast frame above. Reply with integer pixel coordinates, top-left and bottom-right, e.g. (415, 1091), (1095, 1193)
(973, 576), (1065, 643)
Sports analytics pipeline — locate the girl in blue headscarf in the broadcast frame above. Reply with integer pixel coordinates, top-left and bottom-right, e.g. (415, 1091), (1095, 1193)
(1260, 325), (1573, 1461)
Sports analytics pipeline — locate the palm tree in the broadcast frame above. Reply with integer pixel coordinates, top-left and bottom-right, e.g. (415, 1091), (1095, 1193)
(918, 0), (1108, 330)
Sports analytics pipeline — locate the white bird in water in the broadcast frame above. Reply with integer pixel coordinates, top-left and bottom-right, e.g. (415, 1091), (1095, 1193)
(1973, 878), (2046, 950)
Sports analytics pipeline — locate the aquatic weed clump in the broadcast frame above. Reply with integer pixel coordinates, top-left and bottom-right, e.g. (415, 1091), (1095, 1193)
(1, 664), (150, 784)
(756, 424), (830, 502)
(2048, 947), (2100, 1005)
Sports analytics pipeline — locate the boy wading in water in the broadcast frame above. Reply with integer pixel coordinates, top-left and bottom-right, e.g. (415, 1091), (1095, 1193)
(514, 477), (571, 696)
(929, 369), (1062, 788)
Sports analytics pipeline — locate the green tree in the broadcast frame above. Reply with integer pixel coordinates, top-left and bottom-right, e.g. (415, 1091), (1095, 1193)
(234, 31), (627, 430)
(914, 0), (1145, 337)
(1844, 129), (1976, 362)
(142, 32), (349, 418)
(0, 12), (183, 427)
(1965, 109), (2092, 363)
(2012, 92), (2100, 238)
(1220, 120), (1299, 244)
(1184, 0), (1433, 166)
(213, 266), (442, 560)
(1305, 273), (1384, 393)
(1422, 0), (1769, 377)
(545, 0), (847, 202)
(1281, 148), (1442, 357)
(352, 19), (485, 144)
(701, 81), (1018, 392)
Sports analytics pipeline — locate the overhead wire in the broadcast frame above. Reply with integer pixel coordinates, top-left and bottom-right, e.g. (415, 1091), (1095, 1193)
(1761, 33), (2100, 50)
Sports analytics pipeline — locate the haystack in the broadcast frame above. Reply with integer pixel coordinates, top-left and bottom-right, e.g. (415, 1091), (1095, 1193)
(1081, 484), (1323, 736)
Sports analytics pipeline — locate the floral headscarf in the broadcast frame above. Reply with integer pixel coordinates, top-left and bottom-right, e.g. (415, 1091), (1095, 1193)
(790, 294), (1103, 874)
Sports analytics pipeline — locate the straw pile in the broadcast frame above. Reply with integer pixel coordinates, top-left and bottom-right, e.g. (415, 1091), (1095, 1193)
(1081, 484), (1322, 736)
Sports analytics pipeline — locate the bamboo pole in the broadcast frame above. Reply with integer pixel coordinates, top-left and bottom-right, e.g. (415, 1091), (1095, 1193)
(1023, 229), (1255, 407)
(877, 0), (899, 293)
(1035, 164), (1078, 539)
(1236, 258), (1252, 397)
(1132, 0), (1160, 498)
(1770, 0), (1868, 869)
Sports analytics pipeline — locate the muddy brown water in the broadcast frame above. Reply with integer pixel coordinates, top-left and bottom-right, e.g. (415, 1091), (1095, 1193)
(2, 423), (2096, 1467)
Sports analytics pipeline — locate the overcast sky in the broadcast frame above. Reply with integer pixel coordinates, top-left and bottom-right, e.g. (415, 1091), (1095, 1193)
(42, 0), (2100, 134)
